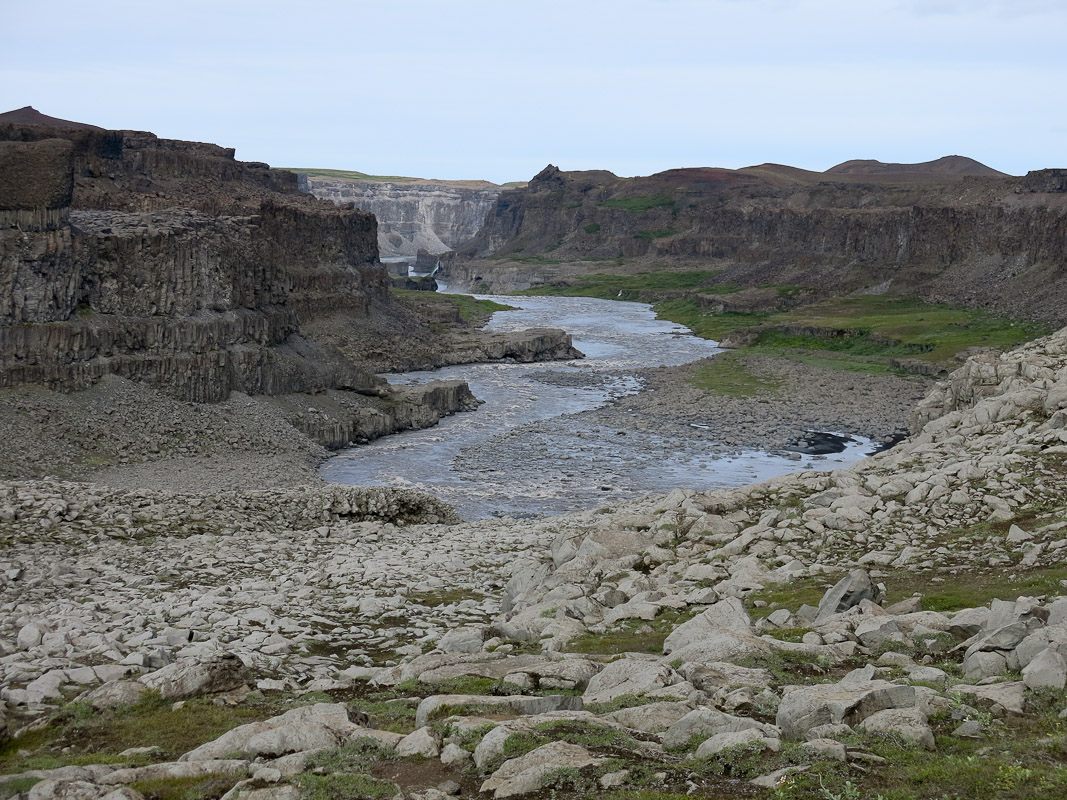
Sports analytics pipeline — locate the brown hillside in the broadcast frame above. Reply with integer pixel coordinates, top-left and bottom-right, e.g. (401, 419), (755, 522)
(0, 105), (103, 131)
(827, 155), (1009, 178)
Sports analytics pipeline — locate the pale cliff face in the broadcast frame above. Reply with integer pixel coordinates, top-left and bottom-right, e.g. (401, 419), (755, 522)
(305, 178), (502, 257)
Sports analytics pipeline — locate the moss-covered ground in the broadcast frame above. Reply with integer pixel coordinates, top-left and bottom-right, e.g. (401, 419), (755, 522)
(514, 271), (1048, 376)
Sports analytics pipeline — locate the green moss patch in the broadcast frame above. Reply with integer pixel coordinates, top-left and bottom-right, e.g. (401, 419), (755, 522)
(599, 195), (677, 213)
(297, 772), (398, 800)
(565, 607), (701, 656)
(128, 774), (242, 800)
(686, 352), (783, 398)
(0, 691), (295, 774)
(502, 720), (641, 761)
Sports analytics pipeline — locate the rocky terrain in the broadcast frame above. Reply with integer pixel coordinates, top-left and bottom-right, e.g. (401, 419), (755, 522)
(447, 160), (1067, 326)
(0, 113), (577, 487)
(299, 172), (508, 260)
(3, 315), (1067, 797)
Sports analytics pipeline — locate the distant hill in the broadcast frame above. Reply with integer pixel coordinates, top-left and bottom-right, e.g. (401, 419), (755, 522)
(826, 155), (1008, 178)
(739, 155), (1010, 186)
(0, 106), (103, 131)
(283, 167), (526, 190)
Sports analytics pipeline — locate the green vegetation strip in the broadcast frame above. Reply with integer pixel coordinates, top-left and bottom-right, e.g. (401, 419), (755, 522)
(389, 288), (514, 323)
(565, 607), (700, 655)
(515, 270), (735, 302)
(0, 690), (290, 776)
(599, 194), (677, 213)
(685, 351), (783, 398)
(279, 167), (419, 182)
(518, 272), (1048, 376)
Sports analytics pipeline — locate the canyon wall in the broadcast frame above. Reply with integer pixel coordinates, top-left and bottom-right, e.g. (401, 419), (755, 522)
(451, 163), (1067, 325)
(0, 127), (393, 402)
(304, 176), (503, 259)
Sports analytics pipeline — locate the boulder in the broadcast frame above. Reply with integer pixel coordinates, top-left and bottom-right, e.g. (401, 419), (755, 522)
(776, 681), (916, 739)
(603, 701), (693, 733)
(801, 738), (847, 761)
(480, 741), (604, 798)
(961, 650), (1008, 682)
(583, 658), (682, 705)
(677, 661), (773, 691)
(694, 728), (777, 758)
(179, 703), (359, 761)
(858, 707), (936, 750)
(396, 726), (441, 758)
(417, 656), (601, 691)
(17, 623), (44, 650)
(440, 742), (471, 767)
(141, 653), (250, 700)
(100, 760), (249, 785)
(26, 783), (144, 800)
(815, 570), (880, 623)
(224, 786), (300, 800)
(661, 708), (776, 749)
(437, 627), (488, 655)
(77, 681), (148, 710)
(953, 682), (1027, 715)
(1022, 648), (1067, 690)
(947, 607), (990, 638)
(662, 600), (769, 663)
(415, 694), (581, 728)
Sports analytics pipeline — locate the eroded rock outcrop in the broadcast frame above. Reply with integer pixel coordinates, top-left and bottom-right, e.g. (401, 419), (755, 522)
(0, 125), (384, 402)
(449, 162), (1067, 325)
(304, 176), (504, 258)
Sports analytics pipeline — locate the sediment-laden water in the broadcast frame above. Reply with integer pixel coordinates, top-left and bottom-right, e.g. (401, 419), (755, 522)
(321, 294), (872, 518)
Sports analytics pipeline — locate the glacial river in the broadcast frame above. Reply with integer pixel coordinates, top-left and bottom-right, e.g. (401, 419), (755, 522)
(321, 294), (873, 519)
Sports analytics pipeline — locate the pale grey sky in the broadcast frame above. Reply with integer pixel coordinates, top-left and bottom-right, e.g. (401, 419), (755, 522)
(2, 0), (1063, 183)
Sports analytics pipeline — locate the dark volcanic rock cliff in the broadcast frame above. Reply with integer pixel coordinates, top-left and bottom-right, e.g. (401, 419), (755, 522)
(0, 129), (387, 402)
(452, 162), (1067, 325)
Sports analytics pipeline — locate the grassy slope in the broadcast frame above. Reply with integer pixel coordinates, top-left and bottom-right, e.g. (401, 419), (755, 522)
(518, 270), (1050, 393)
(281, 167), (526, 189)
(280, 167), (420, 183)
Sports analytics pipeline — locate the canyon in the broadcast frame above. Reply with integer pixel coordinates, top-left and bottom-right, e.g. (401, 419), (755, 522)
(299, 172), (509, 260)
(5, 107), (1067, 800)
(446, 160), (1067, 326)
(0, 109), (573, 486)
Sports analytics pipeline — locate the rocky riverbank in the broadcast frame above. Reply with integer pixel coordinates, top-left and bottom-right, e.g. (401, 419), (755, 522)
(597, 354), (930, 451)
(0, 374), (481, 493)
(435, 354), (929, 516)
(3, 323), (1067, 798)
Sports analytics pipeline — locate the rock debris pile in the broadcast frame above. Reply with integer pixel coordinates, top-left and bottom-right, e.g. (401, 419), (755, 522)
(3, 328), (1067, 797)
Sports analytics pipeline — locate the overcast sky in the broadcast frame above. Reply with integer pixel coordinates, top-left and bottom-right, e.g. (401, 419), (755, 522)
(2, 0), (1064, 183)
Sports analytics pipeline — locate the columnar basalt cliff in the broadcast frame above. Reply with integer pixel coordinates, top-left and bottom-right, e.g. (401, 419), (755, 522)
(303, 175), (505, 258)
(450, 160), (1067, 325)
(0, 131), (386, 402)
(0, 117), (499, 466)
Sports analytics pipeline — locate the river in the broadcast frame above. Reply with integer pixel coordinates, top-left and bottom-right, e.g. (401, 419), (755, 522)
(320, 294), (873, 519)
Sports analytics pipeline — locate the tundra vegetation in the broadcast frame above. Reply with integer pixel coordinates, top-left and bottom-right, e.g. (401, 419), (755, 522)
(5, 325), (1067, 800)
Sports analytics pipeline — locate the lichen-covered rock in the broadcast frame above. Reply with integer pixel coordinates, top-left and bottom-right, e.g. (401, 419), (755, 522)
(179, 703), (360, 761)
(582, 658), (683, 705)
(480, 741), (604, 799)
(858, 707), (936, 750)
(776, 681), (916, 740)
(141, 654), (250, 700)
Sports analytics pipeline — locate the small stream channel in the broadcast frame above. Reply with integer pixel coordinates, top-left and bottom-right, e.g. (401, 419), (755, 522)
(321, 293), (873, 519)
